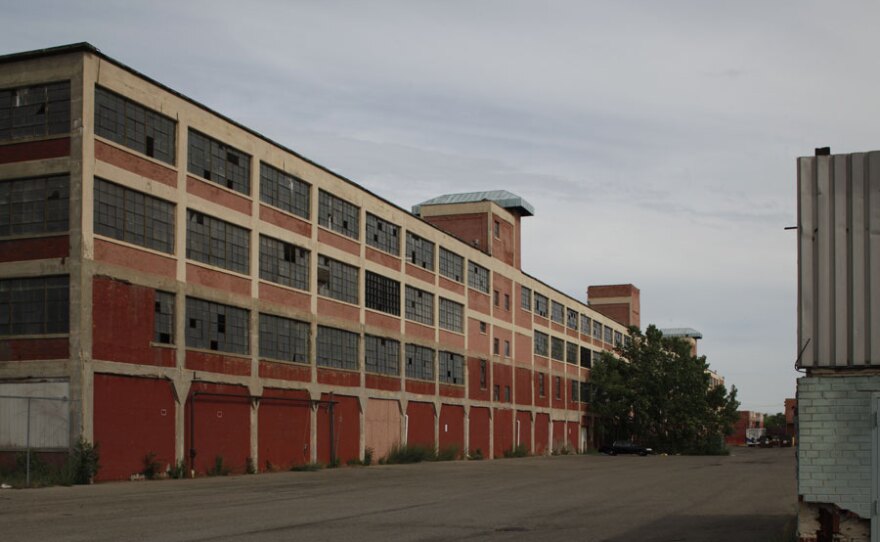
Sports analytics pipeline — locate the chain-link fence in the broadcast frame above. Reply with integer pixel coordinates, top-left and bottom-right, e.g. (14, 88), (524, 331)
(0, 392), (70, 487)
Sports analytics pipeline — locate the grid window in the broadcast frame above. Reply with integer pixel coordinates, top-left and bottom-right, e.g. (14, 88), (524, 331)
(493, 338), (500, 355)
(555, 376), (561, 400)
(504, 386), (511, 403)
(504, 340), (510, 357)
(0, 81), (70, 141)
(316, 325), (358, 370)
(439, 351), (464, 385)
(439, 247), (463, 282)
(185, 297), (248, 355)
(566, 309), (578, 330)
(318, 190), (359, 240)
(604, 325), (613, 343)
(365, 271), (400, 316)
(259, 162), (310, 219)
(580, 314), (591, 335)
(468, 262), (489, 293)
(406, 232), (434, 270)
(538, 373), (545, 397)
(551, 301), (564, 324)
(493, 290), (499, 306)
(592, 321), (602, 339)
(580, 382), (591, 403)
(0, 276), (68, 335)
(571, 380), (579, 402)
(580, 347), (592, 369)
(405, 285), (434, 326)
(188, 129), (251, 195)
(366, 213), (399, 255)
(186, 210), (249, 273)
(153, 291), (174, 344)
(259, 313), (309, 363)
(504, 294), (510, 311)
(566, 342), (578, 365)
(480, 359), (487, 389)
(534, 331), (549, 357)
(534, 293), (548, 317)
(438, 298), (463, 332)
(405, 344), (434, 381)
(317, 255), (358, 304)
(521, 286), (532, 311)
(365, 335), (400, 376)
(0, 175), (69, 237)
(551, 337), (564, 361)
(615, 331), (623, 347)
(259, 235), (309, 291)
(479, 321), (487, 334)
(95, 86), (175, 164)
(493, 385), (500, 401)
(94, 178), (174, 253)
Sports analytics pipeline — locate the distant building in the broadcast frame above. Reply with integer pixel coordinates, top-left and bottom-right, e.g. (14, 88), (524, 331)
(659, 327), (703, 357)
(725, 410), (764, 447)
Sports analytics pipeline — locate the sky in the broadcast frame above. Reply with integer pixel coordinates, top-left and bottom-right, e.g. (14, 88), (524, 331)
(5, 0), (877, 412)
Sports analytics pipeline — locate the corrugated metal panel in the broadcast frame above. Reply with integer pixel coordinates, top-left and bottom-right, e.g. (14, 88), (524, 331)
(797, 150), (880, 367)
(412, 190), (535, 216)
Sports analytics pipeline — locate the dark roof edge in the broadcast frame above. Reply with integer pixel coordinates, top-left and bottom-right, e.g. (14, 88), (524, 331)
(0, 42), (99, 65)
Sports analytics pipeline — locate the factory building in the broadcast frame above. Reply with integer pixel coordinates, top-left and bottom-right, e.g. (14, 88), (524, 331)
(0, 43), (635, 480)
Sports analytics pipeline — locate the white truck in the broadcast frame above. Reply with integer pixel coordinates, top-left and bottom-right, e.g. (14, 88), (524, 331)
(745, 427), (766, 447)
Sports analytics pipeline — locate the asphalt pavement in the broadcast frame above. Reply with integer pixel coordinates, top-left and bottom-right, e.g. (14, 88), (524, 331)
(0, 447), (795, 541)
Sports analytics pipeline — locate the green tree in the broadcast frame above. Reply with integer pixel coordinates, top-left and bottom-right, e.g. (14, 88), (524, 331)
(591, 325), (739, 454)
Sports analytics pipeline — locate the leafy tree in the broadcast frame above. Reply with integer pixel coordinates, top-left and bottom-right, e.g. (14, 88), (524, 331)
(591, 325), (739, 454)
(764, 412), (787, 437)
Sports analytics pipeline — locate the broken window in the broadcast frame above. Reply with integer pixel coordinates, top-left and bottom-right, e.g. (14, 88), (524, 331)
(580, 314), (591, 335)
(187, 129), (251, 195)
(439, 351), (463, 385)
(259, 235), (309, 291)
(439, 247), (463, 282)
(405, 343), (434, 381)
(317, 255), (358, 304)
(316, 325), (358, 370)
(0, 174), (69, 237)
(0, 81), (70, 141)
(318, 189), (359, 240)
(153, 291), (174, 344)
(580, 347), (592, 369)
(406, 232), (434, 270)
(551, 337), (564, 361)
(592, 320), (602, 340)
(259, 162), (310, 219)
(405, 285), (434, 326)
(566, 308), (578, 330)
(468, 261), (489, 293)
(438, 298), (463, 333)
(95, 178), (174, 253)
(185, 297), (248, 354)
(534, 293), (548, 317)
(534, 331), (549, 357)
(520, 286), (532, 311)
(550, 301), (564, 324)
(566, 342), (578, 365)
(365, 335), (399, 376)
(366, 213), (399, 255)
(186, 210), (249, 274)
(259, 313), (309, 363)
(95, 86), (176, 164)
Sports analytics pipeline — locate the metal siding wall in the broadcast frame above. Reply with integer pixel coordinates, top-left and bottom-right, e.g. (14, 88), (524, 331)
(852, 154), (867, 366)
(798, 157), (815, 367)
(0, 382), (69, 449)
(798, 150), (880, 368)
(833, 156), (849, 366)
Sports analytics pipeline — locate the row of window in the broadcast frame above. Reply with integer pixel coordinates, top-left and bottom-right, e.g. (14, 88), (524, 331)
(521, 285), (624, 345)
(0, 81), (627, 346)
(533, 331), (595, 368)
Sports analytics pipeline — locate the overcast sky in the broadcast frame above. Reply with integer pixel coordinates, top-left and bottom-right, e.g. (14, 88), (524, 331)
(6, 1), (877, 412)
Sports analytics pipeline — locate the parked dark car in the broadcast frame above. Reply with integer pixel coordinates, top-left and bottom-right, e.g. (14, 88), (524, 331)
(599, 440), (652, 456)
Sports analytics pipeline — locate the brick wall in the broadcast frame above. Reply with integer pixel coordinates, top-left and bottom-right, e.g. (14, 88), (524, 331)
(797, 375), (878, 518)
